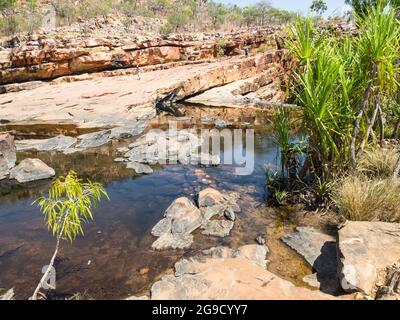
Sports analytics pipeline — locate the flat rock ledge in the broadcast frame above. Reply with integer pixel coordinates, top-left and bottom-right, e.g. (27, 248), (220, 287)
(337, 221), (400, 296)
(151, 188), (240, 250)
(127, 244), (339, 300)
(15, 120), (147, 154)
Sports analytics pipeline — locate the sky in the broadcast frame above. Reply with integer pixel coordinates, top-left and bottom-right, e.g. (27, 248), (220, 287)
(218, 0), (350, 17)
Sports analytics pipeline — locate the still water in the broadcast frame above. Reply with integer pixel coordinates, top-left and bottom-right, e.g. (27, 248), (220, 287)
(0, 107), (312, 299)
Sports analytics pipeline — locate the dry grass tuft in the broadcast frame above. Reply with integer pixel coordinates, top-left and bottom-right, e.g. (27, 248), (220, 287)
(333, 174), (400, 222)
(357, 146), (399, 178)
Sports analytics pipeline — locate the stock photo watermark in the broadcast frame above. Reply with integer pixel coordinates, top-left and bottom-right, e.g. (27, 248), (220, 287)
(134, 121), (255, 175)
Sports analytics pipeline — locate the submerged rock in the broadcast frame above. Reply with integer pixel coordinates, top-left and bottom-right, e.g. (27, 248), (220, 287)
(201, 220), (234, 237)
(15, 135), (77, 153)
(337, 221), (400, 295)
(126, 161), (153, 174)
(9, 158), (55, 183)
(76, 130), (112, 149)
(281, 226), (339, 294)
(0, 133), (16, 180)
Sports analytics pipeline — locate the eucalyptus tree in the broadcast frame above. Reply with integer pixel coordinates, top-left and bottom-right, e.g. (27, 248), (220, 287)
(30, 171), (109, 300)
(310, 0), (328, 16)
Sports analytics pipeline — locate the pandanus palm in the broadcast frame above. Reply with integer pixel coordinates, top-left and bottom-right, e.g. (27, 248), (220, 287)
(350, 2), (400, 168)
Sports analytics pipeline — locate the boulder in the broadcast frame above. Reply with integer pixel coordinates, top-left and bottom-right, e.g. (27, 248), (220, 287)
(151, 197), (203, 250)
(0, 133), (16, 180)
(337, 221), (400, 295)
(198, 188), (240, 220)
(9, 158), (55, 183)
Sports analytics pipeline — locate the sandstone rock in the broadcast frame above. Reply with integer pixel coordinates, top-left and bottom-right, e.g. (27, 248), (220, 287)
(198, 188), (225, 207)
(0, 288), (14, 300)
(237, 244), (269, 269)
(0, 133), (16, 180)
(15, 135), (77, 152)
(151, 197), (202, 250)
(9, 158), (55, 183)
(281, 227), (339, 294)
(76, 130), (112, 149)
(166, 197), (203, 235)
(337, 221), (400, 295)
(198, 188), (240, 220)
(126, 161), (153, 174)
(0, 81), (44, 94)
(149, 244), (338, 300)
(152, 232), (194, 250)
(201, 220), (234, 237)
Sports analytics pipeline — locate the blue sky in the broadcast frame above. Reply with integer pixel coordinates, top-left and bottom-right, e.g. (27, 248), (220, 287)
(218, 0), (349, 16)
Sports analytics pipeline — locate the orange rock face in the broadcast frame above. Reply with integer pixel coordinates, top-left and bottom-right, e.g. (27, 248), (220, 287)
(0, 28), (281, 85)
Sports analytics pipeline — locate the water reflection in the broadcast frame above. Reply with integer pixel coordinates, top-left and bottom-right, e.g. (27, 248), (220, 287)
(0, 112), (312, 299)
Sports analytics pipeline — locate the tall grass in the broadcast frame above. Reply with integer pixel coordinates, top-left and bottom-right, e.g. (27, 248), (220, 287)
(357, 146), (399, 178)
(333, 174), (400, 222)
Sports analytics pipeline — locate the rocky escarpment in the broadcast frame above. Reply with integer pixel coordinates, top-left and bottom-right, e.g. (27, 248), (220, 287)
(0, 51), (288, 129)
(0, 26), (280, 85)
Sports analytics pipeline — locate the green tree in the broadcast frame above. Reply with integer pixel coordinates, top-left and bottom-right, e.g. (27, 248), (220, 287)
(207, 1), (229, 28)
(310, 0), (328, 16)
(30, 171), (109, 300)
(345, 0), (400, 17)
(0, 0), (15, 11)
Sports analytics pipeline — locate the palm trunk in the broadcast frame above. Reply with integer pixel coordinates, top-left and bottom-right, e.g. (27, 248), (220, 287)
(357, 102), (380, 158)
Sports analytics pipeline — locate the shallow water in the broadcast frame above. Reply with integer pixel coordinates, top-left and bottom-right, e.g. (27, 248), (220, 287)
(0, 107), (315, 299)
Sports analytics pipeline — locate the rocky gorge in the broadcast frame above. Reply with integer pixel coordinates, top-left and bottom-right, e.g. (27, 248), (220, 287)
(0, 14), (399, 302)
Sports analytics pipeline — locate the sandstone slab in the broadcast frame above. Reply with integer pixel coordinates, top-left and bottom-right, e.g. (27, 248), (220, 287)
(337, 221), (400, 295)
(9, 158), (55, 183)
(149, 244), (338, 300)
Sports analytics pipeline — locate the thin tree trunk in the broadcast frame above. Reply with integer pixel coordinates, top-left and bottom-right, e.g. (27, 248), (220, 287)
(357, 103), (380, 158)
(393, 153), (400, 179)
(30, 217), (67, 300)
(377, 104), (384, 145)
(350, 83), (372, 169)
